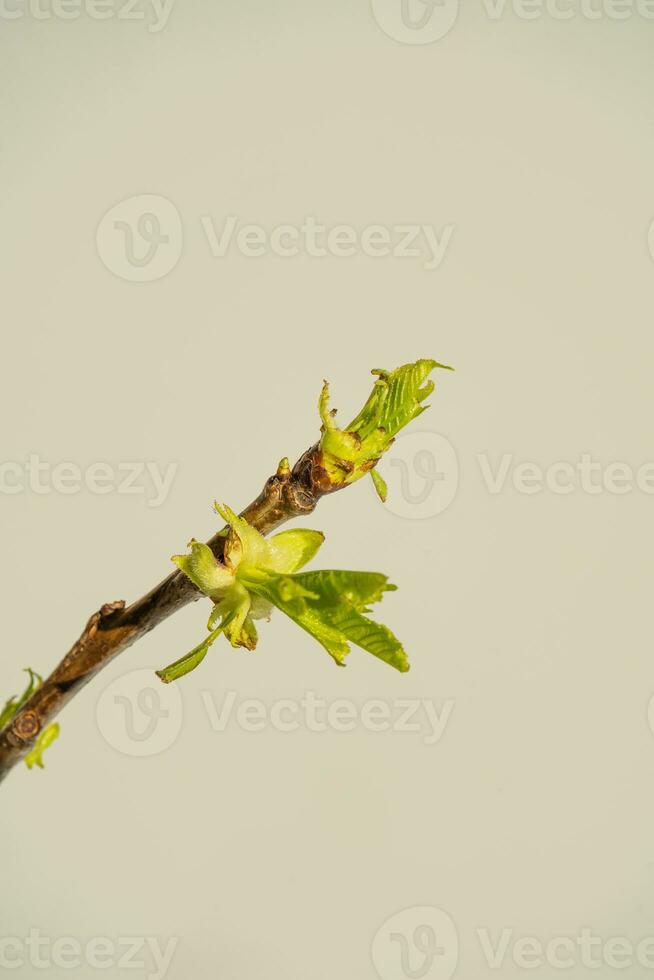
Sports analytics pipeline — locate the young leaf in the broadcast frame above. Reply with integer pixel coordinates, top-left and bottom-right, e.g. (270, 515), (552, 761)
(156, 627), (223, 683)
(266, 529), (325, 574)
(348, 359), (451, 441)
(291, 569), (396, 611)
(214, 502), (269, 569)
(241, 566), (408, 671)
(316, 603), (409, 673)
(24, 723), (60, 770)
(370, 468), (388, 502)
(318, 358), (452, 496)
(217, 583), (255, 650)
(172, 540), (234, 599)
(240, 567), (351, 666)
(291, 569), (408, 672)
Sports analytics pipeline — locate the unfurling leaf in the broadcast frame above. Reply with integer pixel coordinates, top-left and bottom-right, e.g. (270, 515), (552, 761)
(318, 357), (453, 498)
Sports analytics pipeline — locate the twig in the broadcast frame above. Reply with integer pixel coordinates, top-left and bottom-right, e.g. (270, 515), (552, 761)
(0, 445), (331, 784)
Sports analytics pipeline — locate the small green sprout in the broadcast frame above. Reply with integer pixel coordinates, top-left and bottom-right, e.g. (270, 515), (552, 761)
(0, 669), (60, 770)
(25, 723), (60, 770)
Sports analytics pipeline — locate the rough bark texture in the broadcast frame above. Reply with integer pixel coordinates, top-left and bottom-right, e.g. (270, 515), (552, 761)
(0, 444), (337, 784)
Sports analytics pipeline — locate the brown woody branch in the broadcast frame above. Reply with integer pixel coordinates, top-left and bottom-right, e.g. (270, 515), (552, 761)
(0, 444), (337, 784)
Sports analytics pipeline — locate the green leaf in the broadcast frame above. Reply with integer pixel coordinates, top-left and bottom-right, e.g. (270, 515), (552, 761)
(214, 502), (269, 569)
(318, 604), (409, 673)
(291, 569), (408, 671)
(348, 358), (452, 442)
(24, 723), (60, 770)
(266, 528), (325, 574)
(213, 505), (326, 578)
(291, 569), (396, 611)
(370, 468), (388, 502)
(156, 629), (221, 684)
(0, 700), (15, 732)
(217, 583), (255, 649)
(172, 539), (233, 599)
(241, 568), (350, 666)
(242, 567), (408, 672)
(318, 358), (452, 490)
(157, 583), (256, 683)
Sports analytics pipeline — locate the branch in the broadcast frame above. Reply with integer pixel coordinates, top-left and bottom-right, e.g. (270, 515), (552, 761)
(0, 445), (327, 784)
(0, 358), (451, 784)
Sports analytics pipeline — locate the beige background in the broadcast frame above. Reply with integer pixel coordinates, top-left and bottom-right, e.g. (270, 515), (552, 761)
(2, 2), (654, 978)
